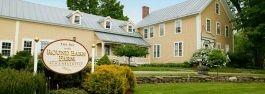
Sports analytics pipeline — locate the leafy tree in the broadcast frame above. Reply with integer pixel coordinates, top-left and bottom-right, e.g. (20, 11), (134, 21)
(112, 44), (148, 65)
(67, 0), (99, 15)
(67, 0), (128, 20)
(229, 0), (265, 69)
(97, 54), (111, 65)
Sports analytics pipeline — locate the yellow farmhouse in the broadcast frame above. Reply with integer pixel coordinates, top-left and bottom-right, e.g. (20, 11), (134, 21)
(0, 0), (234, 64)
(137, 0), (234, 63)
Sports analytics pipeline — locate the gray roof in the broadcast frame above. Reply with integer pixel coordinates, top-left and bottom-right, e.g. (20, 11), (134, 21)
(0, 0), (142, 38)
(137, 0), (212, 28)
(95, 32), (149, 46)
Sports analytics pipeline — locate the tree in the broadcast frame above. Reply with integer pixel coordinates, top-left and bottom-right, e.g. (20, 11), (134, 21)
(112, 44), (148, 65)
(67, 0), (99, 15)
(67, 0), (128, 21)
(97, 54), (111, 65)
(229, 0), (265, 69)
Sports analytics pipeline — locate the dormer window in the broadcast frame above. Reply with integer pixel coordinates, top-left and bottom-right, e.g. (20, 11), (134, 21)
(128, 25), (133, 33)
(105, 20), (111, 29)
(74, 15), (81, 24)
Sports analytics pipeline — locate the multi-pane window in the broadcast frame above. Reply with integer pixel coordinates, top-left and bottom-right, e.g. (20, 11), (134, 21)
(1, 42), (11, 57)
(174, 42), (183, 57)
(128, 25), (133, 33)
(105, 21), (111, 29)
(149, 27), (154, 38)
(144, 28), (148, 38)
(206, 19), (211, 32)
(153, 44), (160, 58)
(74, 15), (81, 24)
(159, 23), (165, 36)
(216, 3), (220, 15)
(176, 20), (181, 34)
(23, 40), (32, 53)
(216, 22), (221, 35)
(105, 45), (110, 55)
(216, 43), (222, 49)
(225, 26), (229, 37)
(40, 41), (49, 51)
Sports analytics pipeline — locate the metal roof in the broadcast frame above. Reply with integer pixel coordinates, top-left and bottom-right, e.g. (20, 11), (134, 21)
(95, 32), (149, 46)
(137, 0), (212, 28)
(0, 0), (142, 38)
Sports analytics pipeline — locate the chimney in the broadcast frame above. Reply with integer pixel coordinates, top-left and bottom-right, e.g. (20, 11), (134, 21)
(142, 6), (149, 19)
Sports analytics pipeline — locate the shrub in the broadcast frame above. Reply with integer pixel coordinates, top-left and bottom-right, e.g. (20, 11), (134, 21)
(140, 63), (189, 68)
(8, 51), (32, 70)
(97, 55), (111, 65)
(0, 68), (47, 94)
(190, 48), (228, 68)
(82, 65), (136, 94)
(0, 54), (8, 68)
(227, 52), (254, 68)
(50, 88), (87, 94)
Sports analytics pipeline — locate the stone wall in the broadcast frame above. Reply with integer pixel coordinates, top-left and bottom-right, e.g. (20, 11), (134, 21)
(136, 76), (265, 84)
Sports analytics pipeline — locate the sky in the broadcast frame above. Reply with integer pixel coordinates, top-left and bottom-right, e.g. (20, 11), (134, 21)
(24, 0), (186, 23)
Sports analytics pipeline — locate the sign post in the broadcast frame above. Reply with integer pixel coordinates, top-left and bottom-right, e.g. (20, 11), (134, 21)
(42, 39), (89, 74)
(91, 44), (95, 73)
(33, 37), (39, 75)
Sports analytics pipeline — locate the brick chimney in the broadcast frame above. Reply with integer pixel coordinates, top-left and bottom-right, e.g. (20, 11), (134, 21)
(142, 6), (149, 19)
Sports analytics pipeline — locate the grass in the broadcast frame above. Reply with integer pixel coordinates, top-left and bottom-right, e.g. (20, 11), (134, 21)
(135, 83), (265, 94)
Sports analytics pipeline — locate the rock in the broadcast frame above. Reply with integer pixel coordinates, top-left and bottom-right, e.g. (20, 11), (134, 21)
(228, 77), (237, 81)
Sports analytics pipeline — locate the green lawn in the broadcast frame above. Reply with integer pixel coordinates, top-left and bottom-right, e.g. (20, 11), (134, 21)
(135, 83), (265, 94)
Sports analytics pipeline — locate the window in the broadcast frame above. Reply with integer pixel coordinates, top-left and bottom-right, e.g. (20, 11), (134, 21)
(216, 2), (220, 15)
(1, 42), (12, 57)
(174, 42), (183, 57)
(23, 40), (32, 53)
(149, 27), (154, 38)
(40, 41), (49, 51)
(216, 42), (221, 49)
(144, 28), (148, 38)
(206, 19), (211, 32)
(153, 44), (160, 58)
(128, 25), (133, 33)
(216, 22), (221, 35)
(159, 23), (165, 36)
(105, 21), (111, 29)
(225, 26), (229, 37)
(105, 45), (110, 55)
(74, 15), (81, 24)
(175, 20), (181, 34)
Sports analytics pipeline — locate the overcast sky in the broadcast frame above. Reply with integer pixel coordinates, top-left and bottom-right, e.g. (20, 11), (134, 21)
(24, 0), (186, 23)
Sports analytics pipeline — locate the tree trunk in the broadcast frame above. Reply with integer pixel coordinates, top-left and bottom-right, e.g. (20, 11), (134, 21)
(254, 49), (264, 69)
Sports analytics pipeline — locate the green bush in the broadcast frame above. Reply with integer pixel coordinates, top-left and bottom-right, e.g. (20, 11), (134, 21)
(0, 68), (47, 94)
(8, 51), (32, 70)
(50, 88), (87, 94)
(97, 55), (111, 65)
(0, 54), (8, 68)
(190, 48), (228, 68)
(82, 65), (136, 94)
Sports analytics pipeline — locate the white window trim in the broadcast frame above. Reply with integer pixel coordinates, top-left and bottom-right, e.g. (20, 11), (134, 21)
(143, 28), (149, 39)
(153, 44), (161, 58)
(0, 40), (13, 58)
(149, 26), (155, 38)
(159, 23), (166, 37)
(225, 44), (230, 53)
(72, 14), (81, 25)
(206, 18), (211, 33)
(104, 20), (112, 30)
(174, 41), (184, 57)
(215, 2), (221, 15)
(22, 39), (34, 55)
(216, 22), (221, 35)
(225, 25), (229, 37)
(175, 19), (182, 34)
